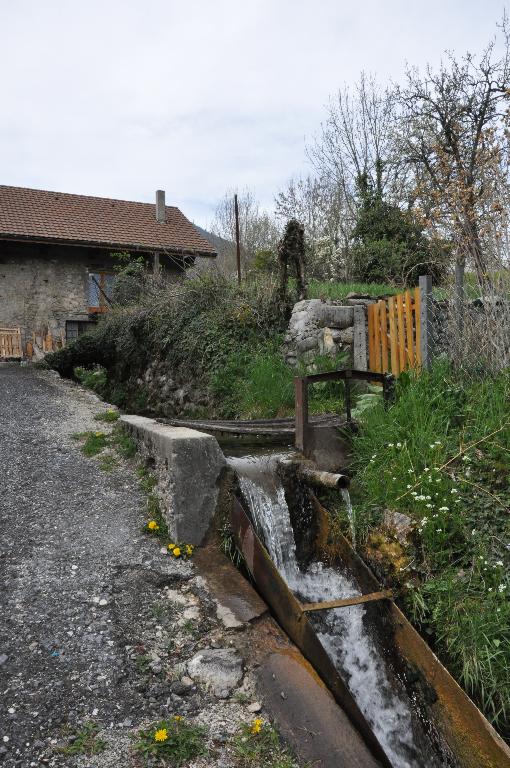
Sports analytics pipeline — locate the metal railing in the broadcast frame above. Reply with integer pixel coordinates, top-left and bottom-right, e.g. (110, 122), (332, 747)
(294, 368), (395, 452)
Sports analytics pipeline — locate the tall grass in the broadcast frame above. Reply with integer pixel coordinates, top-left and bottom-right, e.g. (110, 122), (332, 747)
(308, 280), (397, 300)
(349, 362), (510, 736)
(211, 339), (347, 419)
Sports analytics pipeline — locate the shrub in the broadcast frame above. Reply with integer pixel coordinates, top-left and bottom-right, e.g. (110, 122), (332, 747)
(347, 362), (510, 734)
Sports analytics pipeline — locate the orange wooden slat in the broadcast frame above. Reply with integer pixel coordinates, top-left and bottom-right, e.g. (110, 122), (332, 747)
(379, 300), (389, 373)
(367, 304), (376, 371)
(405, 290), (415, 367)
(414, 286), (422, 366)
(396, 293), (406, 372)
(388, 297), (399, 375)
(373, 302), (382, 373)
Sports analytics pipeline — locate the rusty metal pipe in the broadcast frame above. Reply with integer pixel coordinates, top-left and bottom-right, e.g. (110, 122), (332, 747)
(297, 466), (350, 490)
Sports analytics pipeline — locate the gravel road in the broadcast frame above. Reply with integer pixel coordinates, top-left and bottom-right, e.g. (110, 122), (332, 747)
(0, 365), (254, 767)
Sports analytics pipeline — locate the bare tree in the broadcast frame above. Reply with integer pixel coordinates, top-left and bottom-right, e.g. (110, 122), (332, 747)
(275, 174), (351, 278)
(308, 72), (403, 210)
(398, 21), (510, 286)
(211, 188), (281, 265)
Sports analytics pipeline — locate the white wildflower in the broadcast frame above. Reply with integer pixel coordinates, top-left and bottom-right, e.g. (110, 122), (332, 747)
(438, 506), (449, 512)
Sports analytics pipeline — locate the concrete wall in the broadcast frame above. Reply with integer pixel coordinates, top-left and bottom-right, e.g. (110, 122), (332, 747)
(120, 415), (226, 545)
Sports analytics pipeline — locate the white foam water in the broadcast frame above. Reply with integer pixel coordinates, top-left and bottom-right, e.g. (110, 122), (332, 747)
(229, 453), (434, 768)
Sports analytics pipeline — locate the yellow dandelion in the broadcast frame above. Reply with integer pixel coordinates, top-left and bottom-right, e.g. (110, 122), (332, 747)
(173, 715), (183, 721)
(186, 545), (193, 556)
(250, 718), (264, 734)
(167, 543), (176, 550)
(154, 728), (168, 742)
(148, 520), (159, 531)
(173, 547), (181, 557)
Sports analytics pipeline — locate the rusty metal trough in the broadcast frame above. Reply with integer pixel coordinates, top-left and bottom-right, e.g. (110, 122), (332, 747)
(230, 493), (510, 768)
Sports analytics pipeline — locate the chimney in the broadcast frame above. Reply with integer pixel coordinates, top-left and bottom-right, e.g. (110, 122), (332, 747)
(156, 189), (166, 223)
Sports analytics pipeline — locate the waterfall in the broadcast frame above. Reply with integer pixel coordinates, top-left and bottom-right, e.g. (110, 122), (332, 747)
(341, 486), (356, 549)
(229, 453), (441, 768)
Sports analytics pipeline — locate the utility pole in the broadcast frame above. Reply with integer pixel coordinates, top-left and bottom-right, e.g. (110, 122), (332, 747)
(234, 193), (241, 285)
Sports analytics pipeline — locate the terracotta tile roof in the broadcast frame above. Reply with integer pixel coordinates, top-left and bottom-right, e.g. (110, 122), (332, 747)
(0, 185), (217, 257)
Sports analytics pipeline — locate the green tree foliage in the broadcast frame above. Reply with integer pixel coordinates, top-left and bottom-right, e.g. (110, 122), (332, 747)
(350, 173), (446, 285)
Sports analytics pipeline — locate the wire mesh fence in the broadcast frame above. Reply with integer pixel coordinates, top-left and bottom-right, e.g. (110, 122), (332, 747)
(428, 273), (510, 376)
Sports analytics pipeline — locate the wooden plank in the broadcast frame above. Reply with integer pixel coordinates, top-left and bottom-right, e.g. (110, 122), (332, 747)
(301, 590), (393, 613)
(388, 297), (399, 375)
(405, 290), (415, 367)
(414, 286), (422, 366)
(0, 328), (22, 358)
(373, 302), (382, 373)
(379, 301), (389, 373)
(396, 292), (406, 372)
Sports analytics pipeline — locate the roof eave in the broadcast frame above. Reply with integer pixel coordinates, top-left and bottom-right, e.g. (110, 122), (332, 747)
(0, 232), (217, 259)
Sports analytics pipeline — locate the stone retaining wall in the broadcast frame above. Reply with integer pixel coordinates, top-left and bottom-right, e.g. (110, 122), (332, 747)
(283, 294), (389, 369)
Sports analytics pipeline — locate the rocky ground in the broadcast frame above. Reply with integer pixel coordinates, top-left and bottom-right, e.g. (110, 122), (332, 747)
(0, 365), (269, 768)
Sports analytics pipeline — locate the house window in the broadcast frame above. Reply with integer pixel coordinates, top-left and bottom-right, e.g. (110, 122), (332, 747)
(88, 272), (115, 312)
(66, 320), (95, 342)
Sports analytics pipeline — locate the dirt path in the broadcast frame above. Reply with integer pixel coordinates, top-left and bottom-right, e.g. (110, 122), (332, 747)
(0, 366), (255, 767)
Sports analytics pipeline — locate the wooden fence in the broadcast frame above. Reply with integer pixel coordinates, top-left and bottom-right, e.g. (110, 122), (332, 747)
(367, 288), (421, 375)
(0, 327), (23, 359)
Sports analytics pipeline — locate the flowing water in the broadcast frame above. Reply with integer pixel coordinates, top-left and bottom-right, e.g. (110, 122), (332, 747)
(341, 486), (356, 549)
(229, 452), (442, 768)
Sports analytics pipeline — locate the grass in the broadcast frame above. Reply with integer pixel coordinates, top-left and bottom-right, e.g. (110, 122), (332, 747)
(231, 721), (303, 768)
(99, 453), (118, 472)
(212, 338), (348, 420)
(134, 717), (207, 765)
(74, 424), (137, 466)
(94, 409), (120, 422)
(111, 426), (137, 458)
(341, 362), (510, 736)
(81, 431), (108, 456)
(57, 722), (106, 756)
(308, 280), (397, 300)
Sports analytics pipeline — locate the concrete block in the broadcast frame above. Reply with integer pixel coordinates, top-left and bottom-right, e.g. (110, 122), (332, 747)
(314, 305), (354, 329)
(120, 415), (225, 544)
(353, 306), (367, 371)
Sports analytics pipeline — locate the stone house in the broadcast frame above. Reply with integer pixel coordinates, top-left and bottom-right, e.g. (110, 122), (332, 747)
(0, 185), (216, 353)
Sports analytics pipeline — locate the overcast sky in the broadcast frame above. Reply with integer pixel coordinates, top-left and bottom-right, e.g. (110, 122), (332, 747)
(0, 0), (507, 227)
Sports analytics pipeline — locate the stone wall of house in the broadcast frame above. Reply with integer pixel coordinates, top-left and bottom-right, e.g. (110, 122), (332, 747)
(0, 242), (115, 345)
(282, 294), (391, 369)
(0, 241), (184, 350)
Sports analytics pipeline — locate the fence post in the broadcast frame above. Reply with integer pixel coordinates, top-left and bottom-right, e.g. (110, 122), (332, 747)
(294, 377), (309, 453)
(419, 275), (433, 370)
(353, 305), (367, 371)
